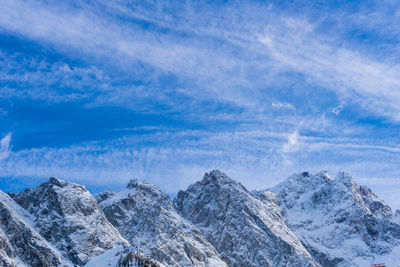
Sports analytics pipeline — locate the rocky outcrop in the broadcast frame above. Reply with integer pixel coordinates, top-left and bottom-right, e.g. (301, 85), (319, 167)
(10, 177), (127, 265)
(0, 190), (63, 267)
(97, 179), (227, 267)
(0, 227), (20, 267)
(175, 170), (319, 267)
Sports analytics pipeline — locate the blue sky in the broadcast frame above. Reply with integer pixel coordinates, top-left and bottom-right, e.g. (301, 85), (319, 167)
(1, 0), (400, 208)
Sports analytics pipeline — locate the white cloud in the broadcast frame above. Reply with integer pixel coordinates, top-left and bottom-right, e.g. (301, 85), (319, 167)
(282, 131), (300, 153)
(0, 133), (11, 161)
(272, 102), (295, 110)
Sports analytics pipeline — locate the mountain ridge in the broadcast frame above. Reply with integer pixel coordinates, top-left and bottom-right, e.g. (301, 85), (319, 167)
(0, 170), (399, 266)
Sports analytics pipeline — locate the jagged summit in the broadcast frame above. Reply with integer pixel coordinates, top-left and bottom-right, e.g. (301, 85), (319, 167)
(10, 177), (127, 266)
(269, 171), (392, 217)
(126, 179), (156, 189)
(0, 190), (64, 266)
(126, 179), (166, 198)
(202, 169), (238, 184)
(47, 176), (88, 189)
(48, 176), (65, 186)
(176, 170), (318, 267)
(270, 171), (333, 189)
(204, 169), (229, 180)
(185, 170), (249, 193)
(264, 171), (400, 265)
(98, 178), (227, 267)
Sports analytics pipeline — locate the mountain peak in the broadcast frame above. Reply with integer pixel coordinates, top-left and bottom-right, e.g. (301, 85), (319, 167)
(204, 170), (229, 180)
(10, 178), (127, 265)
(100, 178), (227, 266)
(176, 171), (318, 266)
(267, 171), (399, 265)
(335, 171), (355, 187)
(126, 179), (165, 200)
(48, 176), (66, 187)
(200, 170), (244, 189)
(126, 179), (156, 189)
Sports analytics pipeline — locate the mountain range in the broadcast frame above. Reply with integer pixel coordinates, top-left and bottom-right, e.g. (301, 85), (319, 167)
(1, 170), (399, 266)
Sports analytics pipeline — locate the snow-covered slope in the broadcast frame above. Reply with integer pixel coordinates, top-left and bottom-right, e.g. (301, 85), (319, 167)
(0, 190), (63, 266)
(263, 171), (400, 266)
(86, 244), (166, 267)
(97, 179), (227, 267)
(10, 177), (128, 266)
(175, 170), (319, 267)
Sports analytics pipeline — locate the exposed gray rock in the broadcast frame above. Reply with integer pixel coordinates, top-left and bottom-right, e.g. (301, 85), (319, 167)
(175, 170), (319, 267)
(97, 179), (227, 267)
(94, 189), (116, 203)
(10, 177), (128, 266)
(0, 228), (19, 267)
(0, 190), (63, 267)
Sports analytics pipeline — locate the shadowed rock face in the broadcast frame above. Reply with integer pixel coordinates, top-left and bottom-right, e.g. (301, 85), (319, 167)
(0, 229), (18, 267)
(265, 171), (400, 266)
(97, 179), (227, 267)
(10, 177), (127, 266)
(0, 190), (62, 267)
(175, 170), (319, 267)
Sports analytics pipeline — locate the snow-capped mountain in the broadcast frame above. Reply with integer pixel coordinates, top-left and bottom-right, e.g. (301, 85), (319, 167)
(1, 170), (399, 266)
(9, 177), (128, 265)
(0, 190), (63, 266)
(174, 170), (319, 267)
(97, 179), (227, 267)
(261, 171), (400, 266)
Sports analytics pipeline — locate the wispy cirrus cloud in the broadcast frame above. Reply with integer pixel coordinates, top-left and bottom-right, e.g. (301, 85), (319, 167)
(1, 128), (400, 206)
(272, 102), (295, 110)
(0, 0), (400, 208)
(1, 0), (399, 120)
(258, 17), (400, 121)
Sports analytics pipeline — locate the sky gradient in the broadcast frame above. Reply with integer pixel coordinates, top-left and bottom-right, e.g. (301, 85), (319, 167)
(1, 0), (400, 208)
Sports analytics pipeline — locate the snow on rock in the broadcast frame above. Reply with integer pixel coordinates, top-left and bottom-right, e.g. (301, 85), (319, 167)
(264, 171), (400, 266)
(85, 244), (164, 267)
(0, 226), (20, 267)
(392, 210), (400, 225)
(85, 244), (124, 267)
(0, 190), (63, 267)
(97, 179), (227, 267)
(175, 170), (319, 267)
(10, 177), (128, 266)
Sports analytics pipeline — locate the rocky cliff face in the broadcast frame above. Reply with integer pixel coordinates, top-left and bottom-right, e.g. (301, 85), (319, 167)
(10, 177), (127, 266)
(0, 227), (19, 267)
(97, 179), (227, 267)
(263, 171), (400, 266)
(174, 170), (319, 267)
(0, 190), (63, 267)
